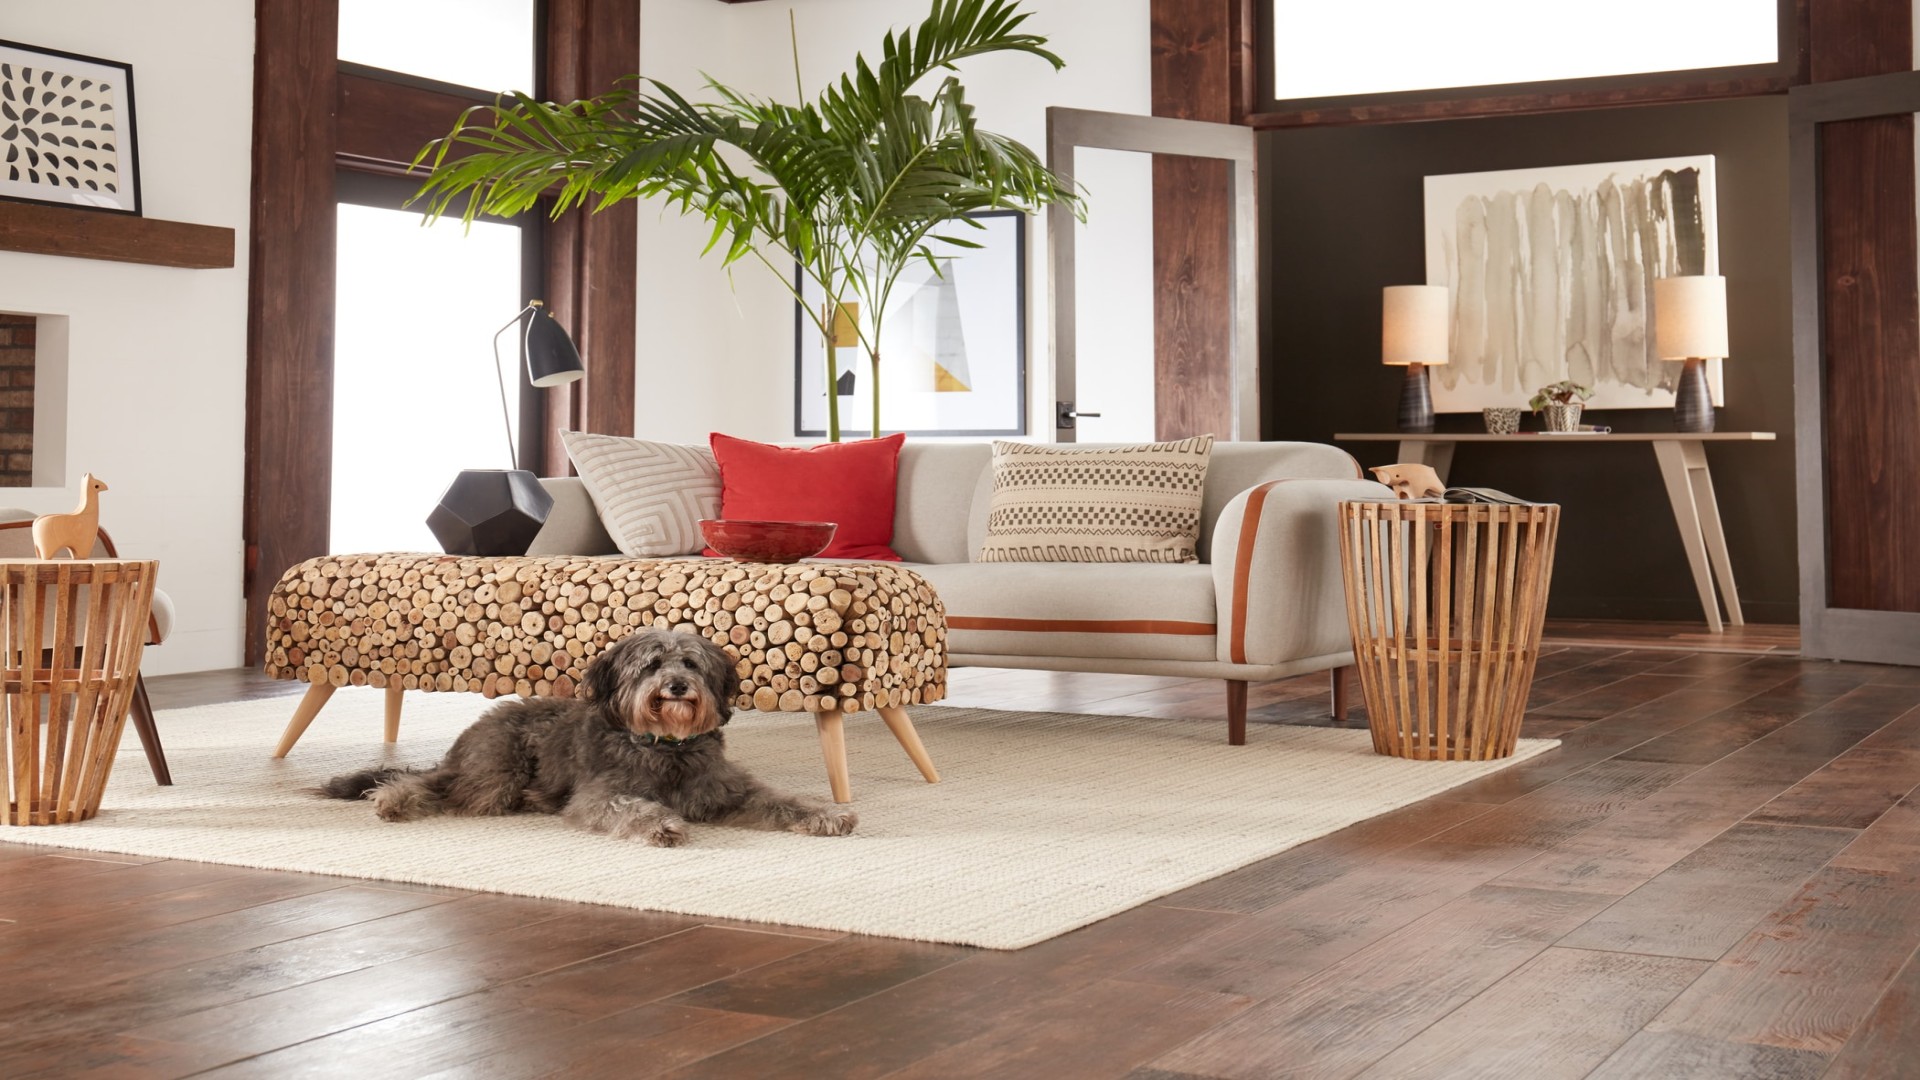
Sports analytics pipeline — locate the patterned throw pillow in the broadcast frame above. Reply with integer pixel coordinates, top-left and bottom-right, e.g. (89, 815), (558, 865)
(977, 436), (1215, 563)
(561, 431), (722, 557)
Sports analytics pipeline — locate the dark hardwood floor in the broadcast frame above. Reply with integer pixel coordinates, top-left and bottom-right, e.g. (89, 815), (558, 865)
(5, 639), (1918, 1079)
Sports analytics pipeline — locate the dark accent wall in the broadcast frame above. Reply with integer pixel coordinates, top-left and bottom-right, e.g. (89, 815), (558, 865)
(1262, 96), (1796, 622)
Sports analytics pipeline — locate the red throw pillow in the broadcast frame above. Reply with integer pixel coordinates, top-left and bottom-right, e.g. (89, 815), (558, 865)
(707, 432), (906, 561)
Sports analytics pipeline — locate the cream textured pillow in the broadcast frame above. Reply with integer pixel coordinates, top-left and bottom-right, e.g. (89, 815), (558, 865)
(977, 436), (1215, 563)
(561, 431), (721, 557)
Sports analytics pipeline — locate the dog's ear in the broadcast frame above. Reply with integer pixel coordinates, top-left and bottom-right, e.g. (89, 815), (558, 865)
(698, 638), (739, 725)
(581, 637), (631, 705)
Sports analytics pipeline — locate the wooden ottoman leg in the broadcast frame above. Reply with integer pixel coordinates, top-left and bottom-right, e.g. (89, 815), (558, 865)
(877, 705), (940, 784)
(384, 683), (404, 743)
(274, 682), (337, 758)
(1332, 665), (1352, 722)
(814, 709), (853, 805)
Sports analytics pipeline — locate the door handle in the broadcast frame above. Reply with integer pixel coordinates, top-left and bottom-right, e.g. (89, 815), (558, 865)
(1055, 401), (1103, 429)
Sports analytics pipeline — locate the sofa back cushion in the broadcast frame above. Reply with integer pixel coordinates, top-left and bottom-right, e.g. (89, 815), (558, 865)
(976, 436), (1215, 564)
(892, 441), (993, 565)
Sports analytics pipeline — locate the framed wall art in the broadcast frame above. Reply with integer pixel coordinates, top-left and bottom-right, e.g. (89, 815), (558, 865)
(795, 209), (1027, 437)
(1424, 155), (1719, 412)
(0, 39), (141, 215)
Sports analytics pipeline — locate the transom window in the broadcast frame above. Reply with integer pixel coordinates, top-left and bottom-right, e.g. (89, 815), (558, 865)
(1270, 0), (1779, 102)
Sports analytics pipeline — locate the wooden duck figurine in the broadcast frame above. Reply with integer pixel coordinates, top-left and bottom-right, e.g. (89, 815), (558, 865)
(34, 474), (108, 559)
(1369, 463), (1445, 501)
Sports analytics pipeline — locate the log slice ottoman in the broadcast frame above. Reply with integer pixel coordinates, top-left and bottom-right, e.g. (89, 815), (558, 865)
(263, 554), (948, 803)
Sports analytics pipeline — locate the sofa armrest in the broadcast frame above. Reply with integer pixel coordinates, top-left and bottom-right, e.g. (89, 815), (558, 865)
(1210, 478), (1392, 667)
(526, 477), (620, 557)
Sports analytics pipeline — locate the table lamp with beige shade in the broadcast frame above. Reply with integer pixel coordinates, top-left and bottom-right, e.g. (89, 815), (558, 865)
(1654, 274), (1726, 433)
(1383, 285), (1450, 433)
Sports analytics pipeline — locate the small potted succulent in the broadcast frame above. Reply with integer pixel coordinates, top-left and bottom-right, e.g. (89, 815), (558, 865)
(1529, 381), (1592, 433)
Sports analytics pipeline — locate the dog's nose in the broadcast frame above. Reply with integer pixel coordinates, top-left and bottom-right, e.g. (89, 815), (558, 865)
(667, 679), (690, 696)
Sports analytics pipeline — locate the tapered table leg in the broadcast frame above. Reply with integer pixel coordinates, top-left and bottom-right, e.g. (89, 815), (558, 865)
(1652, 440), (1724, 632)
(877, 705), (940, 783)
(274, 681), (337, 758)
(1682, 441), (1745, 626)
(813, 709), (852, 804)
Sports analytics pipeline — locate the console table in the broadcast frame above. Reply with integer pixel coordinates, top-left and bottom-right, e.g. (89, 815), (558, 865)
(1334, 433), (1776, 633)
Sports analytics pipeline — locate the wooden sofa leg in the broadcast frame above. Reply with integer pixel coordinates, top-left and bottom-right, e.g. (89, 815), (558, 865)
(128, 675), (172, 786)
(1227, 680), (1248, 746)
(274, 682), (337, 758)
(1332, 666), (1352, 722)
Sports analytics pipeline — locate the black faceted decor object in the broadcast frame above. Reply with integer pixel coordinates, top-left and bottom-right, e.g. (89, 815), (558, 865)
(1672, 357), (1715, 433)
(427, 469), (554, 557)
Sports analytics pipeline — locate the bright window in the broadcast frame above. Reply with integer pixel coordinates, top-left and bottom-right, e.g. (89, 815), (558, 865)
(1272, 0), (1778, 101)
(338, 0), (537, 92)
(332, 204), (525, 554)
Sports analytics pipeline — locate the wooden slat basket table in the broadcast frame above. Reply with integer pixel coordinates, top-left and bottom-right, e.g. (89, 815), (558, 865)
(1, 560), (159, 825)
(1337, 501), (1559, 761)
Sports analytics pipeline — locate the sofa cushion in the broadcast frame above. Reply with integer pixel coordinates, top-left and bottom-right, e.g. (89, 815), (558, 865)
(561, 431), (720, 557)
(978, 436), (1214, 564)
(893, 441), (992, 565)
(710, 432), (905, 561)
(911, 561), (1217, 662)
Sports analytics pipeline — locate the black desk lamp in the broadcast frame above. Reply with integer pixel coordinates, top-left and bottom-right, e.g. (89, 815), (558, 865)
(427, 301), (586, 557)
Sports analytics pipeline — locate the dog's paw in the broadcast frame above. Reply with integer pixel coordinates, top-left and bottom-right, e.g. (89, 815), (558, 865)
(370, 788), (423, 823)
(795, 805), (858, 837)
(644, 818), (689, 848)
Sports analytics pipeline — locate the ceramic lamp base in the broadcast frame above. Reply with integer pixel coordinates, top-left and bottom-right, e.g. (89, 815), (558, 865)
(1397, 363), (1434, 433)
(1673, 357), (1715, 433)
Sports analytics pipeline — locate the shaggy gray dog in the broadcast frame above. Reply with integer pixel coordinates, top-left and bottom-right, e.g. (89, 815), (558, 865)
(321, 629), (856, 846)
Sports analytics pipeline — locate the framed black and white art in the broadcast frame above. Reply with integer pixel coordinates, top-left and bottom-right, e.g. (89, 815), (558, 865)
(0, 40), (141, 215)
(795, 209), (1027, 437)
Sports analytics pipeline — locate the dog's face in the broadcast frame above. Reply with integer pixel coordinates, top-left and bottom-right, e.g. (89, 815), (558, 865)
(582, 629), (738, 741)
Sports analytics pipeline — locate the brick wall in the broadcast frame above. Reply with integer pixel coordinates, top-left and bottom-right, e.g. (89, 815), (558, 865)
(0, 315), (34, 487)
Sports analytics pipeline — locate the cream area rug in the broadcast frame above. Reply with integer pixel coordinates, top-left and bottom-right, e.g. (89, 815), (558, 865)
(0, 693), (1556, 949)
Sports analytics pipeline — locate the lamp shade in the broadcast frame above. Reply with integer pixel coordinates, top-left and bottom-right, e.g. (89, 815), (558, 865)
(1653, 275), (1728, 360)
(525, 305), (586, 388)
(1382, 285), (1450, 366)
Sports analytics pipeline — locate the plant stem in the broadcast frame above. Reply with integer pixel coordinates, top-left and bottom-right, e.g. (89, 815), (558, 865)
(870, 350), (882, 439)
(825, 317), (842, 443)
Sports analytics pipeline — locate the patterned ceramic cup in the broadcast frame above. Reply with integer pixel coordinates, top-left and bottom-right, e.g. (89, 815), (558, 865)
(1483, 407), (1523, 435)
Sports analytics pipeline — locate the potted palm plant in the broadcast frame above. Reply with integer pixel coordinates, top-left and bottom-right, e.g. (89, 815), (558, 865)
(411, 0), (1082, 442)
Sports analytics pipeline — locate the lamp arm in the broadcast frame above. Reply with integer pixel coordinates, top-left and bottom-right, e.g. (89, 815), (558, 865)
(490, 305), (535, 469)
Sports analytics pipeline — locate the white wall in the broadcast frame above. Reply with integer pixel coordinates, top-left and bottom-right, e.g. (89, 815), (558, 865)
(0, 0), (255, 674)
(634, 0), (1154, 445)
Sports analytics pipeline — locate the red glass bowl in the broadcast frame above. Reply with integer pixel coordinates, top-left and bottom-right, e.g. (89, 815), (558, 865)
(699, 519), (837, 563)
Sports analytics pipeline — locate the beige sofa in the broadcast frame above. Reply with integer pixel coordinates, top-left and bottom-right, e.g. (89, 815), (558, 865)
(528, 442), (1391, 742)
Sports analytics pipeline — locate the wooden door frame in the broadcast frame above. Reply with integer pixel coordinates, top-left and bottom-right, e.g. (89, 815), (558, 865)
(1790, 69), (1920, 664)
(244, 0), (638, 666)
(1045, 107), (1258, 443)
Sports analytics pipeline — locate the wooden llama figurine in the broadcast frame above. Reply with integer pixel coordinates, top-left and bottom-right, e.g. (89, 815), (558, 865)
(1369, 463), (1445, 501)
(34, 474), (108, 559)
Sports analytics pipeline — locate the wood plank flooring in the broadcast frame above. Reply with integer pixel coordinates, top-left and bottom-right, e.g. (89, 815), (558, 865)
(5, 641), (1919, 1078)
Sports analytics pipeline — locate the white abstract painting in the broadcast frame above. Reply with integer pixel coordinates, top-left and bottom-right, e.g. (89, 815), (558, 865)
(1424, 155), (1720, 412)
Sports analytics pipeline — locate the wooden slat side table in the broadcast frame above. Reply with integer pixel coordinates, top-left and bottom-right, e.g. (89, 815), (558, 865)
(1335, 433), (1774, 632)
(1338, 501), (1559, 761)
(1, 560), (159, 825)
